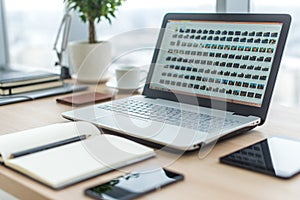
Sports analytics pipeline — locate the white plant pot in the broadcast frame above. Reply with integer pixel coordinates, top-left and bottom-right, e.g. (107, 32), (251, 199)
(69, 41), (111, 83)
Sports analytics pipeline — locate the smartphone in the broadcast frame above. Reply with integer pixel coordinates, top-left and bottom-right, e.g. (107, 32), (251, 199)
(220, 136), (300, 178)
(84, 168), (184, 200)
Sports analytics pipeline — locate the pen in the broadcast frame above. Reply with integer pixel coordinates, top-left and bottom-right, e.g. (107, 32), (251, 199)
(9, 134), (90, 159)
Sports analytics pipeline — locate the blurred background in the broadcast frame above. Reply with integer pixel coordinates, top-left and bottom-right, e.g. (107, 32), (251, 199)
(4, 0), (300, 107)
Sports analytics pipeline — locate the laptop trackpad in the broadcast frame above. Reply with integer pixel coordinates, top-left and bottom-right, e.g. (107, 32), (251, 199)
(92, 114), (204, 149)
(93, 114), (167, 138)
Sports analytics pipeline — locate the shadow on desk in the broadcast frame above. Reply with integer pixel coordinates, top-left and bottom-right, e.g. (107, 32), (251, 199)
(103, 125), (257, 155)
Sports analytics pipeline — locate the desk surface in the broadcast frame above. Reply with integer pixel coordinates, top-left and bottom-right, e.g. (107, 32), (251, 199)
(1, 83), (300, 200)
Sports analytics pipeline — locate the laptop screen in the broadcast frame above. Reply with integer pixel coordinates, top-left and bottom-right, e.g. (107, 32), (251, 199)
(148, 19), (283, 108)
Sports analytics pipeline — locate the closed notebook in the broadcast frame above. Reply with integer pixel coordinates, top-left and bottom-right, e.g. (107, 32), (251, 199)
(0, 80), (64, 95)
(0, 122), (155, 189)
(0, 71), (61, 88)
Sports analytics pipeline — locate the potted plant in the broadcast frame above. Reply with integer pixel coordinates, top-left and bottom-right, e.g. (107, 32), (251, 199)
(64, 0), (125, 83)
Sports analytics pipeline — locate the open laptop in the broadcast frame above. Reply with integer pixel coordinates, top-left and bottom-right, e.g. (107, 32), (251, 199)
(62, 13), (291, 151)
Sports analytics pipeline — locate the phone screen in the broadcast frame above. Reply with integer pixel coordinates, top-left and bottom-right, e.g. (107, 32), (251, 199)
(220, 137), (300, 178)
(85, 168), (184, 200)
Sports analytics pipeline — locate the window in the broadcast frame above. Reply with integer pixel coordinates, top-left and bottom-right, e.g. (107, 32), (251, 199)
(96, 0), (215, 39)
(5, 0), (64, 68)
(91, 0), (216, 68)
(4, 0), (216, 69)
(252, 0), (300, 106)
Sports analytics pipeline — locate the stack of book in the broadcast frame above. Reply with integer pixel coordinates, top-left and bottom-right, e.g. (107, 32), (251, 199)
(0, 71), (64, 95)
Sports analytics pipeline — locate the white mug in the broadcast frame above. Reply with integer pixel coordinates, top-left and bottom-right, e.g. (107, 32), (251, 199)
(115, 66), (146, 89)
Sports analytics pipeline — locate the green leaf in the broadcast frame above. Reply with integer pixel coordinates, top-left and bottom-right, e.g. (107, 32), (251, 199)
(64, 0), (125, 42)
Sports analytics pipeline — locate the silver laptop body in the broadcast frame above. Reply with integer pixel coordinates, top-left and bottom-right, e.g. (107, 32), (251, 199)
(63, 13), (291, 151)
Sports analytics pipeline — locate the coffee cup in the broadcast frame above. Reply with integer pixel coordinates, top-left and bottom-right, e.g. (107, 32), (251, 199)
(115, 66), (146, 89)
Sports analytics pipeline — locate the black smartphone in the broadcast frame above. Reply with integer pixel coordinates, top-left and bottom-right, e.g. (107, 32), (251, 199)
(84, 168), (184, 200)
(220, 136), (300, 178)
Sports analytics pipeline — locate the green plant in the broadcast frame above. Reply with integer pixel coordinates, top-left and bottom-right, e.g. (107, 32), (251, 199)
(64, 0), (124, 43)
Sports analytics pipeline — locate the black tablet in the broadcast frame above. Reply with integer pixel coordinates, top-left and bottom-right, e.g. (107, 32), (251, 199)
(220, 137), (300, 178)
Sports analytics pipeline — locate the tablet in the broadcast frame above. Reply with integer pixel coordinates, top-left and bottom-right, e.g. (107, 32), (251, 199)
(220, 137), (300, 178)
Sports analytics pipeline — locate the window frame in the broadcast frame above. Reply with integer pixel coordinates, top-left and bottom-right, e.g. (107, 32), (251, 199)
(216, 0), (250, 13)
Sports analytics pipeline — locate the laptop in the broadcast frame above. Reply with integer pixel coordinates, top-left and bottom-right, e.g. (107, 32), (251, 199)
(62, 13), (291, 151)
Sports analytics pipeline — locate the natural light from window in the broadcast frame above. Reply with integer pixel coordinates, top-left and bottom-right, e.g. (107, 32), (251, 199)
(252, 0), (300, 106)
(4, 0), (215, 69)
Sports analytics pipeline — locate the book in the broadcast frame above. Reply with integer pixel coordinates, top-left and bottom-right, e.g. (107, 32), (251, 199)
(0, 122), (155, 189)
(0, 70), (61, 88)
(0, 79), (64, 95)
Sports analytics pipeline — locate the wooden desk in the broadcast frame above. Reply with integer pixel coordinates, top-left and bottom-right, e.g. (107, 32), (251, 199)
(1, 84), (300, 200)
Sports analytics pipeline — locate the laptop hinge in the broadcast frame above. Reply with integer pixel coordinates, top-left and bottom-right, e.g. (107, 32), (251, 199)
(145, 96), (157, 99)
(232, 112), (250, 117)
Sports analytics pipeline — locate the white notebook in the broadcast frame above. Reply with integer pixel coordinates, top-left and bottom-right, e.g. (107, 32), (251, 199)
(0, 122), (155, 189)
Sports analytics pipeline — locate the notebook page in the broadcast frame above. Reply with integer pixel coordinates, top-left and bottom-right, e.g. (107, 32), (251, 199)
(0, 121), (100, 161)
(6, 134), (155, 189)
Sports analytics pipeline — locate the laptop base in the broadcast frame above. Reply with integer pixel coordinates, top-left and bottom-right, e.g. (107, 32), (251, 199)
(102, 125), (256, 154)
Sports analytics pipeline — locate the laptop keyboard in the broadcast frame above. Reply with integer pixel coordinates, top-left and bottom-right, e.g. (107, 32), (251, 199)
(98, 99), (240, 132)
(226, 143), (266, 168)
